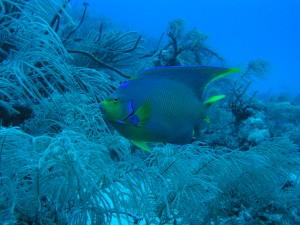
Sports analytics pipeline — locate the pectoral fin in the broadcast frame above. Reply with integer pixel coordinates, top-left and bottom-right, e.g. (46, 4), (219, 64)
(129, 102), (151, 127)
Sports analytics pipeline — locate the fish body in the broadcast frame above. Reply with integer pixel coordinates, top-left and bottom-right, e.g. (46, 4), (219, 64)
(101, 66), (240, 151)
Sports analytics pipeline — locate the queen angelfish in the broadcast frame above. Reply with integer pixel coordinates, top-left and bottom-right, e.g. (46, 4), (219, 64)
(100, 66), (240, 152)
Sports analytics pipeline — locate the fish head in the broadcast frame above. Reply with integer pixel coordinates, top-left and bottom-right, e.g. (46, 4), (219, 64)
(100, 80), (133, 123)
(100, 95), (123, 122)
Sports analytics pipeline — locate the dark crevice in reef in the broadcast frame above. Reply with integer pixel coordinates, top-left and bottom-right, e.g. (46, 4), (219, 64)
(0, 105), (33, 127)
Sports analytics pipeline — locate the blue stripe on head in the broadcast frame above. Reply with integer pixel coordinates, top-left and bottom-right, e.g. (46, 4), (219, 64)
(127, 101), (134, 115)
(120, 100), (134, 121)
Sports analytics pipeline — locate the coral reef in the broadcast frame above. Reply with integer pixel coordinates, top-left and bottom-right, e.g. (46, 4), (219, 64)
(0, 1), (299, 225)
(1, 128), (299, 224)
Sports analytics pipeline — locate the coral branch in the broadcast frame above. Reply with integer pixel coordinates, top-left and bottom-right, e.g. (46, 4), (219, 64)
(49, 0), (70, 33)
(67, 49), (131, 78)
(96, 21), (104, 43)
(63, 3), (88, 43)
(122, 35), (141, 53)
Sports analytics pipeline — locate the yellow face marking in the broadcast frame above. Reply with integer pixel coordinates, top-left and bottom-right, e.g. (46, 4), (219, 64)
(101, 97), (123, 122)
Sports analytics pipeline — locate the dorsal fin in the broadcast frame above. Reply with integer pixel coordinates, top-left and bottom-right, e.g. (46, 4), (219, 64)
(134, 66), (241, 99)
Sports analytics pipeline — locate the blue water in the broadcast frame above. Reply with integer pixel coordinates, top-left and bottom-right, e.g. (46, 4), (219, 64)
(73, 0), (300, 95)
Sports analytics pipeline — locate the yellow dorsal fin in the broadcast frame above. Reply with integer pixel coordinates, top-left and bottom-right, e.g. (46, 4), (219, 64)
(209, 68), (241, 83)
(203, 68), (241, 96)
(133, 66), (241, 101)
(131, 140), (152, 153)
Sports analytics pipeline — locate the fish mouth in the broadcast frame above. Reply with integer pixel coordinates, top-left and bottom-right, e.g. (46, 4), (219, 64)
(99, 102), (108, 121)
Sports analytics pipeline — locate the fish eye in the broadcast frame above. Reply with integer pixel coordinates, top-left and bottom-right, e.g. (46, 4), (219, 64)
(113, 97), (120, 102)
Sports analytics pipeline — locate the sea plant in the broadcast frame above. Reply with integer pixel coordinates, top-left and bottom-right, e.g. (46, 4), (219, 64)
(149, 18), (224, 67)
(0, 0), (140, 127)
(226, 59), (270, 126)
(1, 127), (299, 224)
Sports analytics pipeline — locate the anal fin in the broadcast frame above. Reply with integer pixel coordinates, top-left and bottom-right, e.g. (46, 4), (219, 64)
(131, 140), (152, 153)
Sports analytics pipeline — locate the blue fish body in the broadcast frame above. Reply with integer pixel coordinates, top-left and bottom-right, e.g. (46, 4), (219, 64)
(101, 66), (241, 151)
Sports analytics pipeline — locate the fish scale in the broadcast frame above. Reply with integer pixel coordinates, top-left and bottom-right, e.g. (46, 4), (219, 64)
(141, 79), (202, 144)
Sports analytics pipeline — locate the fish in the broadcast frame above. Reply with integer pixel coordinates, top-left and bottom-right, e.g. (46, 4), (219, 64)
(100, 66), (241, 152)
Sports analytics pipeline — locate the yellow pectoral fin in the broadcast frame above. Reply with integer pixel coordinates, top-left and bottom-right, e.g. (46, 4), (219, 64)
(134, 102), (151, 127)
(131, 140), (152, 153)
